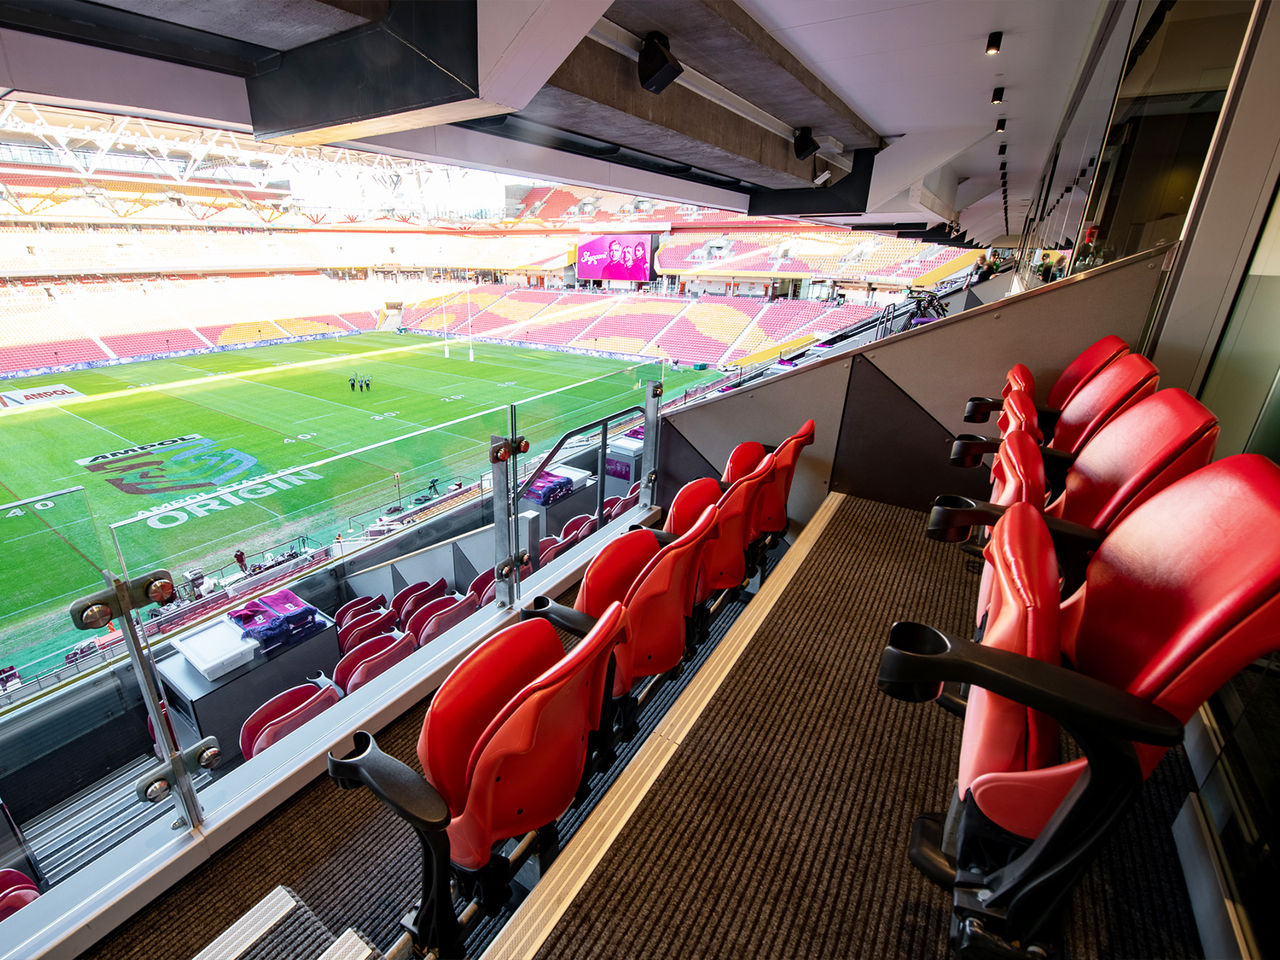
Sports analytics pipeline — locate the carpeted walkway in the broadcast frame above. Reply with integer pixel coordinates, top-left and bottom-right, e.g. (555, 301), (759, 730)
(531, 495), (1201, 960)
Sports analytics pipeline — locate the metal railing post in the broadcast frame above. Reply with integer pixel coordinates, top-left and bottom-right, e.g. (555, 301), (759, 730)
(641, 379), (662, 509)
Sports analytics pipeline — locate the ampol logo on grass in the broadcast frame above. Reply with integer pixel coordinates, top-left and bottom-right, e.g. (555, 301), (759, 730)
(0, 384), (85, 407)
(75, 434), (260, 496)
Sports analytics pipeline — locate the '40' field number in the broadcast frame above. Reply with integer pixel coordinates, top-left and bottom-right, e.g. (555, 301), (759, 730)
(7, 501), (55, 517)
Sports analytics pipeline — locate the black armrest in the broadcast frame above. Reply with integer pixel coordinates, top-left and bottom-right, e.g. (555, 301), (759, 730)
(877, 622), (1183, 748)
(1036, 405), (1061, 439)
(950, 434), (1000, 468)
(522, 596), (598, 637)
(964, 396), (1002, 423)
(650, 529), (679, 547)
(1042, 447), (1075, 497)
(328, 731), (449, 833)
(925, 496), (1105, 555)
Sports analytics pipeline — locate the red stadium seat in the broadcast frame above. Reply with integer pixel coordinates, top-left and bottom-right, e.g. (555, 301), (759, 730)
(0, 868), (39, 923)
(327, 604), (625, 954)
(724, 419), (815, 541)
(338, 607), (397, 655)
(467, 567), (495, 603)
(932, 390), (1219, 627)
(559, 514), (593, 543)
(577, 505), (717, 698)
(239, 682), (341, 760)
(399, 578), (449, 626)
(391, 581), (435, 621)
(968, 334), (1130, 421)
(415, 593), (481, 649)
(879, 455), (1280, 954)
(335, 594), (384, 628)
(667, 457), (774, 594)
(404, 595), (458, 646)
(334, 633), (414, 695)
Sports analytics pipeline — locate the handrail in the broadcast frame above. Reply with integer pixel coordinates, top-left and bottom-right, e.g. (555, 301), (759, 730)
(515, 404), (645, 501)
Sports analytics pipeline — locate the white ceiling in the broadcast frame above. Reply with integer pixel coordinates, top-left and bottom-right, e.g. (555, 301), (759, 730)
(734, 0), (1110, 238)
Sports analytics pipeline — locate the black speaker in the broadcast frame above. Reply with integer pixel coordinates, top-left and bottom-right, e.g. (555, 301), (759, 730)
(639, 32), (683, 94)
(793, 127), (820, 161)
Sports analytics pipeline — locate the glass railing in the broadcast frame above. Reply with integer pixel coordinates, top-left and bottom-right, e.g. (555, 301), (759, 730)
(0, 486), (185, 897)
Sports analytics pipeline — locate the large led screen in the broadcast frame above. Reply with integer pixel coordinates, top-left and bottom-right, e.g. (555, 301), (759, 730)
(576, 234), (654, 282)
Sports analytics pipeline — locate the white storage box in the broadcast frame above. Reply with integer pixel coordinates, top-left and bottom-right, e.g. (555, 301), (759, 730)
(555, 465), (594, 490)
(171, 619), (260, 681)
(610, 436), (644, 456)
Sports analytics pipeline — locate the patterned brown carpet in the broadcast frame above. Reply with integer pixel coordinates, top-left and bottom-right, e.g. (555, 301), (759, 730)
(532, 495), (1200, 960)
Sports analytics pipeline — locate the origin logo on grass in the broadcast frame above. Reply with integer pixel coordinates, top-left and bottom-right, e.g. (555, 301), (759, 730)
(75, 434), (259, 496)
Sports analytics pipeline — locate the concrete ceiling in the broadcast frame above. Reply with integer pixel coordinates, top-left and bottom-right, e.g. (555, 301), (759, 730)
(0, 0), (1129, 241)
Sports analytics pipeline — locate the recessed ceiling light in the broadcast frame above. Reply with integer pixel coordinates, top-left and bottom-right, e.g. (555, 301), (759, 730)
(996, 117), (1007, 132)
(986, 32), (1002, 55)
(998, 142), (1007, 155)
(991, 86), (1005, 104)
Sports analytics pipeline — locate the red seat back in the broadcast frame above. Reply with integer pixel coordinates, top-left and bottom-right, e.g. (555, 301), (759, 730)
(1046, 334), (1129, 410)
(602, 496), (622, 519)
(1050, 388), (1218, 530)
(0, 868), (39, 922)
(664, 477), (722, 537)
(617, 505), (718, 692)
(1001, 362), (1034, 399)
(722, 441), (767, 485)
(703, 456), (775, 591)
(995, 389), (1043, 444)
(539, 537), (571, 566)
(399, 578), (449, 626)
(335, 594), (383, 628)
(468, 567), (496, 602)
(417, 593), (481, 648)
(339, 607), (397, 655)
(753, 419), (815, 535)
(1048, 353), (1158, 454)
(418, 603), (625, 870)
(391, 580), (433, 620)
(959, 503), (1062, 802)
(404, 595), (457, 646)
(334, 633), (414, 694)
(560, 514), (593, 543)
(239, 683), (340, 759)
(576, 529), (663, 619)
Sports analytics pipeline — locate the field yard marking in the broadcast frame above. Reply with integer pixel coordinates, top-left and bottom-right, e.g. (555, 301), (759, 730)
(294, 413), (335, 424)
(55, 407), (134, 445)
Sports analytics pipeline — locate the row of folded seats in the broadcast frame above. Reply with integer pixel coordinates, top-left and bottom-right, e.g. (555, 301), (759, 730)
(877, 335), (1280, 958)
(0, 869), (38, 923)
(239, 482), (650, 761)
(324, 420), (815, 956)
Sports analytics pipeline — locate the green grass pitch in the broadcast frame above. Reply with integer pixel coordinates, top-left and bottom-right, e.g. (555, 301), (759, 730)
(0, 333), (721, 674)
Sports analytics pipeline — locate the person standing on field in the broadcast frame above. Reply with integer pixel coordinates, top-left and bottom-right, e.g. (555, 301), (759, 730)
(349, 375), (356, 391)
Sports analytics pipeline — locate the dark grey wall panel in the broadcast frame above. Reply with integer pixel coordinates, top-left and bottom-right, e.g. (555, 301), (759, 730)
(832, 355), (992, 511)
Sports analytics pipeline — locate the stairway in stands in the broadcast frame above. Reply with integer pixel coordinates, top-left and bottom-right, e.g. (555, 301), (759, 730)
(21, 754), (213, 885)
(190, 886), (386, 960)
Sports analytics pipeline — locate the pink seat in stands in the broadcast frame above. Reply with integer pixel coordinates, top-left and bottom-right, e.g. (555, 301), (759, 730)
(334, 633), (414, 694)
(601, 496), (622, 520)
(338, 607), (397, 655)
(415, 593), (481, 648)
(240, 682), (341, 759)
(405, 595), (459, 646)
(399, 578), (449, 626)
(391, 581), (434, 621)
(0, 868), (39, 922)
(879, 455), (1280, 953)
(559, 514), (593, 543)
(467, 567), (495, 603)
(335, 594), (384, 628)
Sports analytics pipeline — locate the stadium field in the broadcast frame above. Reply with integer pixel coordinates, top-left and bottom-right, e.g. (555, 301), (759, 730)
(0, 332), (722, 675)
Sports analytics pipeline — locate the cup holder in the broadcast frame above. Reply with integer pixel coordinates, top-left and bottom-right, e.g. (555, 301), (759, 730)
(964, 397), (996, 423)
(950, 434), (995, 468)
(878, 622), (952, 703)
(521, 595), (553, 620)
(927, 495), (979, 543)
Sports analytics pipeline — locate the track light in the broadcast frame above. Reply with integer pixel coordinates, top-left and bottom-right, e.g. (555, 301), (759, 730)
(998, 142), (1007, 155)
(996, 117), (1006, 132)
(986, 31), (1002, 55)
(793, 126), (820, 161)
(638, 32), (683, 94)
(991, 86), (1004, 104)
